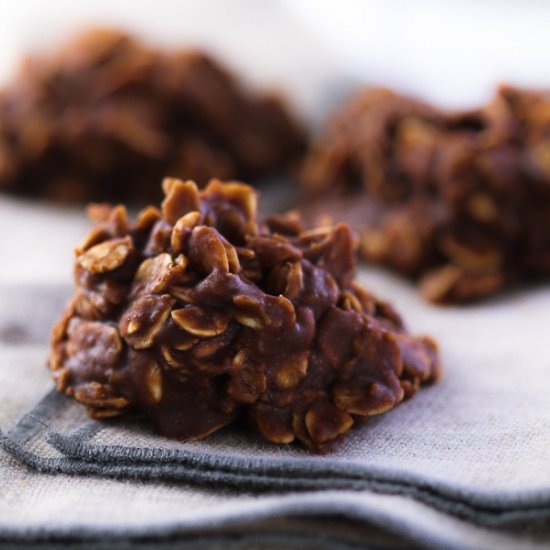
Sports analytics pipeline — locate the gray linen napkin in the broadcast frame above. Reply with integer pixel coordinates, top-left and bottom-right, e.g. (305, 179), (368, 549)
(1, 278), (550, 549)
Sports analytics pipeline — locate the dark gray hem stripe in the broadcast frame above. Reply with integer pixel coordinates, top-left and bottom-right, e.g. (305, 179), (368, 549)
(48, 429), (550, 513)
(0, 531), (408, 550)
(2, 390), (550, 531)
(2, 428), (550, 529)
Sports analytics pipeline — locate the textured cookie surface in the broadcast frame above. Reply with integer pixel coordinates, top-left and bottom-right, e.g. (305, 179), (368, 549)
(49, 178), (441, 451)
(0, 29), (304, 202)
(302, 86), (550, 303)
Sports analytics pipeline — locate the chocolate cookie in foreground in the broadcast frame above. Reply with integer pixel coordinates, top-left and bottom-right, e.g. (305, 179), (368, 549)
(0, 29), (304, 203)
(49, 178), (441, 451)
(302, 86), (550, 303)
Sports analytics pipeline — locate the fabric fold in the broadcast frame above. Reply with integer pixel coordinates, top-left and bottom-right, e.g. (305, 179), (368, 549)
(2, 280), (550, 549)
(2, 388), (550, 528)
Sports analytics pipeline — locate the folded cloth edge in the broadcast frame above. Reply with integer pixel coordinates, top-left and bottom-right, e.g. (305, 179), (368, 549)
(1, 390), (550, 529)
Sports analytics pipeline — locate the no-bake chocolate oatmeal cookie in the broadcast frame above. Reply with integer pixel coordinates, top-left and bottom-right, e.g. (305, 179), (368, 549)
(302, 86), (550, 303)
(0, 29), (304, 203)
(49, 178), (441, 451)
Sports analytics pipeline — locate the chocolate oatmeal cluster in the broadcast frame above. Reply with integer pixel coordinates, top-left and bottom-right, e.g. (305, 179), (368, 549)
(49, 178), (441, 451)
(0, 29), (304, 203)
(302, 86), (550, 303)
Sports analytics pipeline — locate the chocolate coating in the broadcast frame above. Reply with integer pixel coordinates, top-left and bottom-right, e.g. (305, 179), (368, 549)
(302, 86), (550, 303)
(0, 29), (304, 203)
(49, 178), (441, 451)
